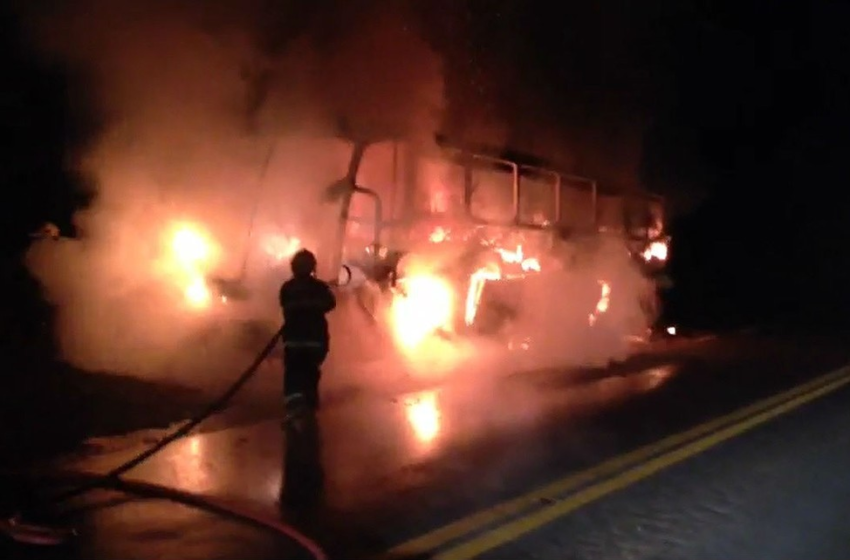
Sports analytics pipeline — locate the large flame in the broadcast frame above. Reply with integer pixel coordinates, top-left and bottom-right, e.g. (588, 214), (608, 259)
(393, 227), (548, 340)
(163, 222), (219, 309)
(390, 274), (455, 349)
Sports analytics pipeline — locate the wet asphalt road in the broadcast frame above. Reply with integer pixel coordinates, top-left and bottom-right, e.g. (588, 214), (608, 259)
(476, 372), (850, 560)
(3, 329), (850, 559)
(0, 494), (316, 560)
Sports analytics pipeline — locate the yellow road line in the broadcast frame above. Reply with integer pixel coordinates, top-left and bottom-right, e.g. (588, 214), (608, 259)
(435, 369), (850, 560)
(385, 365), (850, 558)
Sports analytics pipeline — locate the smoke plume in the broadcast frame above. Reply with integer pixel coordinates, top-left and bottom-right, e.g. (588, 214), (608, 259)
(21, 0), (444, 387)
(19, 0), (658, 394)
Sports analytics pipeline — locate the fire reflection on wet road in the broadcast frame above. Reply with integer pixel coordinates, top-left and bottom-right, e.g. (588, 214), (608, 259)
(404, 391), (442, 448)
(53, 332), (850, 560)
(64, 343), (684, 509)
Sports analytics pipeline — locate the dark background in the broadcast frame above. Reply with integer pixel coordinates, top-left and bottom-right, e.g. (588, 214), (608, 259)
(1, 0), (849, 335)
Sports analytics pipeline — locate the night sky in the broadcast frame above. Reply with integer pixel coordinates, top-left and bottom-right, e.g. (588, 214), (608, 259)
(1, 0), (849, 328)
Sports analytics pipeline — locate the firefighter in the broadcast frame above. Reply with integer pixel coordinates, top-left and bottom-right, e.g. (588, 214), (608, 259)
(279, 248), (336, 507)
(280, 248), (336, 412)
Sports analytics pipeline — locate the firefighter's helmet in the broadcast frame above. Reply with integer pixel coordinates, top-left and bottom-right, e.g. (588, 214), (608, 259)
(290, 249), (318, 278)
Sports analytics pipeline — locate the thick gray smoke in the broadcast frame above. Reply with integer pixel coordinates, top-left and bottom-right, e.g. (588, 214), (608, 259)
(21, 0), (444, 388)
(19, 0), (658, 395)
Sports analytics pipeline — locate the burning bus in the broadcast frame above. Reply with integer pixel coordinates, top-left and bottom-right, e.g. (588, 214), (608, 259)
(26, 134), (670, 378)
(318, 137), (671, 360)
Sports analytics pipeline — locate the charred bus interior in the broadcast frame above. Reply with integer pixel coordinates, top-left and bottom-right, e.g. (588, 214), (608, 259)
(328, 139), (670, 345)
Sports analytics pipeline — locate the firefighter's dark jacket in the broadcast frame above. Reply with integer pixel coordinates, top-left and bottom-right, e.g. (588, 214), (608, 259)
(279, 276), (336, 347)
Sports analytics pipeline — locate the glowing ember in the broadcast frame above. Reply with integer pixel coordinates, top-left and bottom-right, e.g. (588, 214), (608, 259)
(391, 274), (454, 348)
(597, 281), (611, 313)
(496, 245), (522, 263)
(521, 258), (541, 273)
(496, 244), (540, 272)
(404, 391), (441, 443)
(588, 280), (612, 326)
(429, 227), (449, 243)
(643, 240), (668, 262)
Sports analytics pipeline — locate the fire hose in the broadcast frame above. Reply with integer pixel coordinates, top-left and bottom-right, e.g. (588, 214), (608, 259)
(1, 324), (329, 560)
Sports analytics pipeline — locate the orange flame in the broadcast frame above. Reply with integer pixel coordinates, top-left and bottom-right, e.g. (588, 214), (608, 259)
(588, 280), (611, 326)
(391, 230), (545, 343)
(495, 244), (541, 273)
(167, 223), (218, 309)
(465, 264), (501, 326)
(390, 274), (455, 349)
(172, 226), (212, 263)
(184, 276), (211, 308)
(429, 226), (449, 243)
(463, 244), (543, 327)
(643, 240), (668, 262)
(404, 391), (442, 444)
